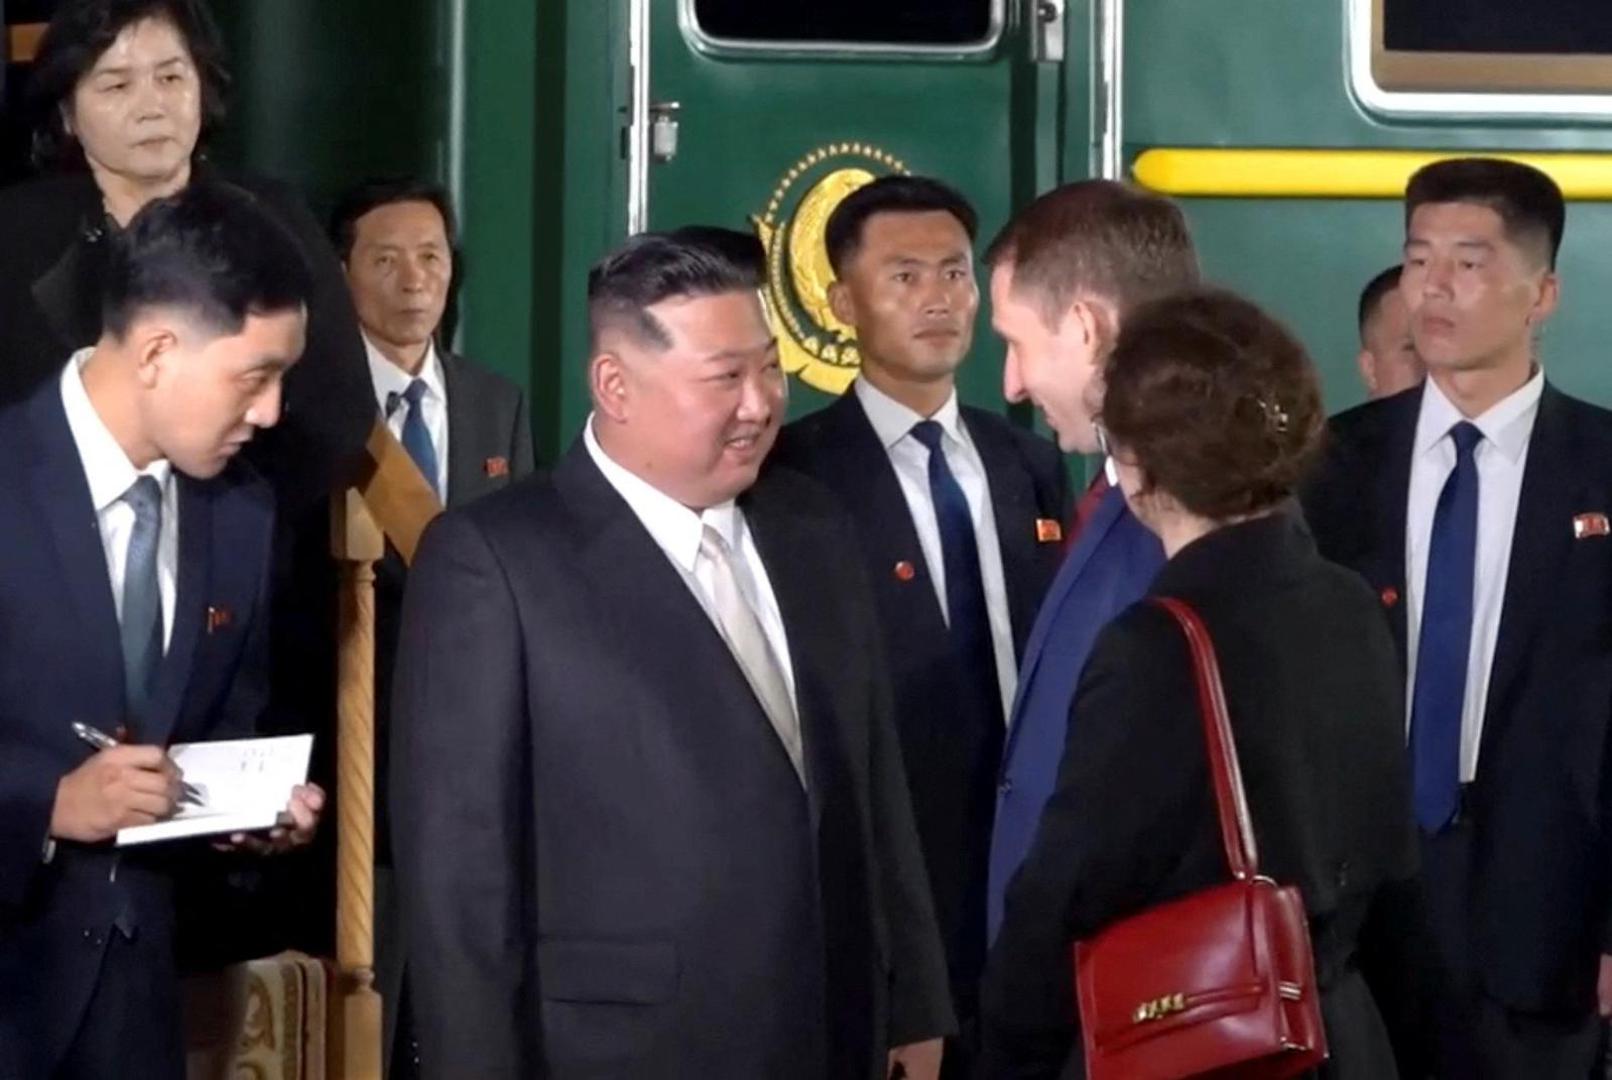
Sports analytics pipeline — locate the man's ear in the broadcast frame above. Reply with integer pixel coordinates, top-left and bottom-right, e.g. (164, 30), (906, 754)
(590, 350), (631, 423)
(1357, 348), (1380, 397)
(828, 279), (857, 332)
(130, 323), (181, 390)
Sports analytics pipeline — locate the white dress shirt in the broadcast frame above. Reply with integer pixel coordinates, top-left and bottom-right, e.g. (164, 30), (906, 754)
(367, 334), (450, 500)
(583, 415), (797, 704)
(60, 349), (177, 648)
(854, 378), (1017, 720)
(1405, 371), (1543, 781)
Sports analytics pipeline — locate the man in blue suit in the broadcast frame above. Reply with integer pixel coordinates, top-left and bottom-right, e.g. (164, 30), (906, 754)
(0, 183), (323, 1080)
(983, 181), (1200, 941)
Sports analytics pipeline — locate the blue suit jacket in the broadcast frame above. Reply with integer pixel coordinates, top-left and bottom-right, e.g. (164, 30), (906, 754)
(986, 485), (1162, 941)
(0, 375), (275, 1076)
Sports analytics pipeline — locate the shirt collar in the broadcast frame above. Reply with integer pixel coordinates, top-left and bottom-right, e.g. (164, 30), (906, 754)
(365, 333), (446, 415)
(854, 376), (964, 451)
(1414, 368), (1544, 464)
(59, 348), (171, 513)
(583, 414), (741, 573)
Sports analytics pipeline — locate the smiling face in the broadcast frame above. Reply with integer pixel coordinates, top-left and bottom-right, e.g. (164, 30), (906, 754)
(592, 290), (784, 509)
(136, 307), (306, 478)
(1400, 201), (1556, 378)
(67, 17), (200, 190)
(991, 263), (1106, 453)
(345, 199), (453, 368)
(829, 209), (978, 389)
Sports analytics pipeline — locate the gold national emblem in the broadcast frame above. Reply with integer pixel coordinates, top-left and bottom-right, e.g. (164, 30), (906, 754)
(753, 143), (909, 394)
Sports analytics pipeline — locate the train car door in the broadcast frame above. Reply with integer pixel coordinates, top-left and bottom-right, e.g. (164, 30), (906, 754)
(632, 0), (1073, 414)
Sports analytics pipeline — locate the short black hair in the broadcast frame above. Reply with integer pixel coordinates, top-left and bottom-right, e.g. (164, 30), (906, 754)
(329, 177), (458, 262)
(1357, 264), (1401, 339)
(587, 226), (765, 350)
(1405, 157), (1565, 269)
(28, 0), (230, 169)
(824, 175), (978, 276)
(102, 181), (313, 341)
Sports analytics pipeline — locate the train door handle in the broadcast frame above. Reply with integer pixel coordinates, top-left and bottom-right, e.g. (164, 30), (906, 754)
(1032, 0), (1066, 64)
(650, 101), (681, 163)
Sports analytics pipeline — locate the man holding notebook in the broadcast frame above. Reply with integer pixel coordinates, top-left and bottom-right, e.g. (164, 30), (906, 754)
(0, 183), (322, 1080)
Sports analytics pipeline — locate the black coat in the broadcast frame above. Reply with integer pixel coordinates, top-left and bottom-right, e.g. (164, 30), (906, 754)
(390, 442), (954, 1079)
(0, 166), (375, 513)
(772, 390), (1067, 1015)
(1303, 382), (1612, 1016)
(980, 513), (1421, 1080)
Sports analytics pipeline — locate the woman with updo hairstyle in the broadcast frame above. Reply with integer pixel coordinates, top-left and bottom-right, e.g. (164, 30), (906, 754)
(981, 289), (1424, 1080)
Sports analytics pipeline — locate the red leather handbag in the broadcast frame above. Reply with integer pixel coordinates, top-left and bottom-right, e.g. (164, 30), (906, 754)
(1073, 597), (1328, 1080)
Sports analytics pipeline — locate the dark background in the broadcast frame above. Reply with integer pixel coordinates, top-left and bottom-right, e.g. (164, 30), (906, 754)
(1385, 0), (1612, 55)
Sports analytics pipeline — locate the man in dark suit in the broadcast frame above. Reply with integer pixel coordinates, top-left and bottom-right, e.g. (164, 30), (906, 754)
(982, 181), (1200, 944)
(1305, 157), (1612, 1077)
(331, 177), (534, 1075)
(771, 175), (1066, 1073)
(0, 184), (323, 1080)
(392, 227), (953, 1080)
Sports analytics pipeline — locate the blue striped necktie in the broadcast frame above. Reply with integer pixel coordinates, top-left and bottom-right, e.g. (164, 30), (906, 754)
(1410, 420), (1483, 831)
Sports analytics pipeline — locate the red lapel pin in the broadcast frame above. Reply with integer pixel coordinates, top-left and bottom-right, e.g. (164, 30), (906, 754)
(206, 605), (233, 634)
(1035, 518), (1063, 544)
(1379, 586), (1399, 609)
(485, 456), (510, 478)
(893, 560), (916, 582)
(1573, 512), (1609, 539)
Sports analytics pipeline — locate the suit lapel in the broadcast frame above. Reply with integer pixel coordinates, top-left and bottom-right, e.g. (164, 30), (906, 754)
(142, 479), (211, 746)
(1002, 486), (1128, 755)
(555, 446), (811, 806)
(1479, 385), (1577, 764)
(1372, 392), (1419, 669)
(816, 393), (946, 628)
(963, 409), (1041, 654)
(441, 352), (483, 508)
(23, 387), (123, 708)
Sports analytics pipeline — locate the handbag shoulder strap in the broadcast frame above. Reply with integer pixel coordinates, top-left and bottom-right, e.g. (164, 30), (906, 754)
(1148, 597), (1260, 880)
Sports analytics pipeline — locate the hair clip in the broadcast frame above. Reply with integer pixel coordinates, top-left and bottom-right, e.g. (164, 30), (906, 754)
(1258, 397), (1290, 434)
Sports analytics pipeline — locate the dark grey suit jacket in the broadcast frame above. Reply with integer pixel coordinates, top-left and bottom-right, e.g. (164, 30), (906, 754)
(391, 441), (953, 1079)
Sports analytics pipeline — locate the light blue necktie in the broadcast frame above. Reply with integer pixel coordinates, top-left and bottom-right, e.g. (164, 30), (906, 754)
(120, 475), (164, 727)
(1410, 421), (1482, 831)
(390, 378), (439, 498)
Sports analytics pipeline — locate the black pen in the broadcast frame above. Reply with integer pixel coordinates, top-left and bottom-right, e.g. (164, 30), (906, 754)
(70, 722), (207, 806)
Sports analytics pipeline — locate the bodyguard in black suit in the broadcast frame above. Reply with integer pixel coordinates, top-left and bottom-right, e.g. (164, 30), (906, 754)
(984, 290), (1421, 1080)
(0, 185), (324, 1080)
(392, 227), (952, 1080)
(1304, 159), (1611, 1077)
(772, 176), (1066, 1074)
(332, 177), (535, 1075)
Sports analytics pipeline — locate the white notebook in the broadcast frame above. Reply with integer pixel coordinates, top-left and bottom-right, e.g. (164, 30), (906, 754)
(116, 734), (314, 847)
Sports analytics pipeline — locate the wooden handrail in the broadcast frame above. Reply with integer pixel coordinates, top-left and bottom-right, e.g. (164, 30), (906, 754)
(355, 417), (442, 566)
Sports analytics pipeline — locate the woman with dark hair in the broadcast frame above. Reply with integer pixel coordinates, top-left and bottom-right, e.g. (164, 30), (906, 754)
(979, 289), (1424, 1079)
(0, 0), (373, 508)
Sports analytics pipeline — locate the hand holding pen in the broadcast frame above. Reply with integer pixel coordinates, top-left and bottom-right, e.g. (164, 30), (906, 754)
(71, 723), (206, 806)
(45, 723), (197, 845)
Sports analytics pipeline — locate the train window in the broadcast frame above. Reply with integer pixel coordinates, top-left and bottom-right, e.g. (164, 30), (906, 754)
(1373, 0), (1612, 95)
(692, 0), (997, 49)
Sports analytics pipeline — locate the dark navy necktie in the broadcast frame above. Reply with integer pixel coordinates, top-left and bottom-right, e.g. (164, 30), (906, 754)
(1410, 420), (1483, 831)
(120, 475), (164, 727)
(911, 421), (1002, 723)
(389, 378), (439, 498)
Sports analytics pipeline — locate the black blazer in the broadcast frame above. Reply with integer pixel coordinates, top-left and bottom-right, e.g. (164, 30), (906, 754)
(980, 513), (1420, 1080)
(771, 389), (1067, 1002)
(0, 167), (375, 513)
(373, 349), (534, 866)
(1302, 382), (1612, 1014)
(390, 442), (954, 1079)
(0, 377), (275, 1077)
